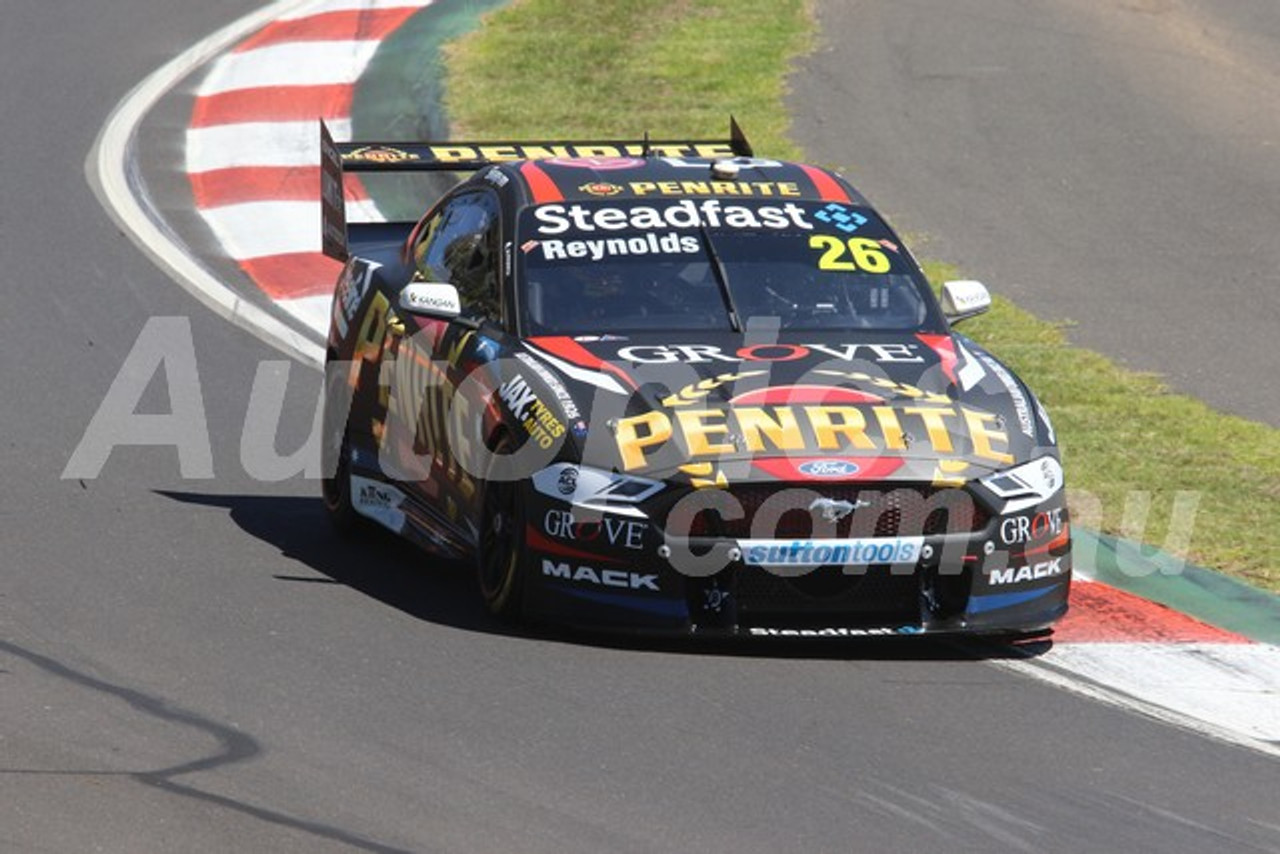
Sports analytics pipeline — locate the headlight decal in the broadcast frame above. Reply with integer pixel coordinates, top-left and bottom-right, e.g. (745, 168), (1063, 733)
(979, 456), (1063, 514)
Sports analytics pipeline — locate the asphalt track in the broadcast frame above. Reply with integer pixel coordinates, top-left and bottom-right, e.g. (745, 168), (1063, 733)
(1, 1), (1277, 851)
(791, 0), (1280, 426)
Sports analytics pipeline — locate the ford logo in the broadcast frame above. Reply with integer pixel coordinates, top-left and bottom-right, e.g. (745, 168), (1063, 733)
(798, 459), (860, 478)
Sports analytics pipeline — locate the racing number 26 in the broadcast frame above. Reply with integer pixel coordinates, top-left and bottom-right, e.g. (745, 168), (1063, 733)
(809, 236), (891, 273)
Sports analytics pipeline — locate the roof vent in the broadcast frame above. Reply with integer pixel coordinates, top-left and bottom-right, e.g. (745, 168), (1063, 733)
(711, 159), (741, 180)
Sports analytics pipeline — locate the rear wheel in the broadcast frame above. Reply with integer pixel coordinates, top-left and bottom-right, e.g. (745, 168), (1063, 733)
(477, 438), (525, 622)
(321, 368), (363, 535)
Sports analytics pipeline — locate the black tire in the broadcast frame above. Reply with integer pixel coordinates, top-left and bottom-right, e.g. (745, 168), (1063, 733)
(476, 438), (525, 622)
(321, 368), (364, 536)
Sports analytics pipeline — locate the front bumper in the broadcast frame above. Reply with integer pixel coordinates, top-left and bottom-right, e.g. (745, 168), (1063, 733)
(519, 480), (1072, 638)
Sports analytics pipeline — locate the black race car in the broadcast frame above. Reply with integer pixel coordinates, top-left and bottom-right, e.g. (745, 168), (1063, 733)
(318, 120), (1070, 638)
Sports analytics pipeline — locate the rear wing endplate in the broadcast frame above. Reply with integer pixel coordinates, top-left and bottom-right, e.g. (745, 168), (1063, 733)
(320, 118), (753, 260)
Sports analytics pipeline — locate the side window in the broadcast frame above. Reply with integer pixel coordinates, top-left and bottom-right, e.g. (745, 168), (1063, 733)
(413, 191), (501, 320)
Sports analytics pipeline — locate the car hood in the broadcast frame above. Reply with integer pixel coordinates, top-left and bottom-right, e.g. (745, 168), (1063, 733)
(519, 330), (1057, 485)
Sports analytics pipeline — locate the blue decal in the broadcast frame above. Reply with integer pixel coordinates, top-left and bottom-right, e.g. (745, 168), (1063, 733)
(798, 459), (860, 478)
(968, 586), (1058, 614)
(552, 585), (688, 618)
(475, 335), (499, 362)
(813, 203), (868, 234)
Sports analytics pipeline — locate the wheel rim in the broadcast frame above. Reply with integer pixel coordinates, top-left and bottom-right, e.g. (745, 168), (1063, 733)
(321, 430), (349, 512)
(479, 480), (518, 598)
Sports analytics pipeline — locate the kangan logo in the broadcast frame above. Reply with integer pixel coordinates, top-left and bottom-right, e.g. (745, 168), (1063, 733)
(809, 497), (870, 523)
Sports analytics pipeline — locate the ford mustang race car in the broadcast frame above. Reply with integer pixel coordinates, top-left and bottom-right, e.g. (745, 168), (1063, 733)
(318, 120), (1070, 639)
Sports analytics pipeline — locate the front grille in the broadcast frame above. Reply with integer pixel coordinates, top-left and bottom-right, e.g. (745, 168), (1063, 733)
(734, 564), (920, 624)
(671, 484), (988, 540)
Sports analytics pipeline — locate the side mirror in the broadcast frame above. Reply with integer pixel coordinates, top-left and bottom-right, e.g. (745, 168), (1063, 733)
(399, 282), (461, 319)
(941, 280), (991, 323)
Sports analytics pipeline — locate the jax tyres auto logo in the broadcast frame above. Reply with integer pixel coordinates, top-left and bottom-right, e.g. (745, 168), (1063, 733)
(497, 374), (564, 450)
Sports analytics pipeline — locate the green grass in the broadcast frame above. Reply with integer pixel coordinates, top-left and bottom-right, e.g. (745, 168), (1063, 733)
(922, 260), (1280, 591)
(443, 0), (808, 157)
(443, 0), (1280, 592)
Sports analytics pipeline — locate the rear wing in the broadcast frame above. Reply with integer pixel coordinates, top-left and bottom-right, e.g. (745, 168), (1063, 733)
(320, 118), (753, 260)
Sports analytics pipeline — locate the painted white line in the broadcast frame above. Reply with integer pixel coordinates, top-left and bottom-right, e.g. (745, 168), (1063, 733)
(85, 0), (326, 368)
(198, 40), (382, 95)
(1045, 642), (1280, 742)
(186, 119), (353, 173)
(998, 643), (1280, 758)
(278, 0), (426, 19)
(278, 294), (335, 335)
(202, 197), (383, 261)
(202, 200), (321, 259)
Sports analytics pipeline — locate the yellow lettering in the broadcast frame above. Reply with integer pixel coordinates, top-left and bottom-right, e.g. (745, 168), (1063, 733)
(515, 145), (572, 160)
(573, 145), (622, 158)
(963, 408), (1015, 465)
(630, 182), (658, 196)
(478, 145), (521, 161)
(805, 406), (875, 451)
(872, 406), (907, 450)
(646, 144), (687, 157)
(429, 146), (479, 163)
(871, 377), (916, 397)
(354, 292), (389, 364)
(901, 407), (958, 453)
(657, 181), (680, 195)
(778, 182), (801, 197)
(710, 181), (740, 195)
(679, 181), (711, 195)
(694, 144), (736, 158)
(733, 407), (804, 453)
(675, 410), (736, 457)
(447, 329), (475, 368)
(615, 411), (672, 471)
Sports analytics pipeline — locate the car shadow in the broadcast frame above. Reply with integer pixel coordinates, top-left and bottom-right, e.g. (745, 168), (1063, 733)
(155, 490), (512, 636)
(156, 490), (1055, 662)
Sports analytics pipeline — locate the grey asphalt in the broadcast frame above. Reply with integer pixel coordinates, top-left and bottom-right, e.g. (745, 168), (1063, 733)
(1, 1), (1278, 852)
(791, 0), (1280, 426)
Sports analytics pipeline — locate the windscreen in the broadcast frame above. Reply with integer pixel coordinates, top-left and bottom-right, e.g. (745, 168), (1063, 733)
(517, 199), (942, 335)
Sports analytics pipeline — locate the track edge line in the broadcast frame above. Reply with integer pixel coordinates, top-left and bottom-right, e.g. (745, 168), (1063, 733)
(84, 0), (327, 370)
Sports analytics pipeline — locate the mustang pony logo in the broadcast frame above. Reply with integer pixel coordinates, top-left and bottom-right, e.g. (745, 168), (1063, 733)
(809, 497), (869, 523)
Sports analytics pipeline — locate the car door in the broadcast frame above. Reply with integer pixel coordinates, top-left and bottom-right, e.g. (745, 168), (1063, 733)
(382, 188), (505, 539)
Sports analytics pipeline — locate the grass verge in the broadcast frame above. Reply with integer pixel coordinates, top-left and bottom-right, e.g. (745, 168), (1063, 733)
(441, 0), (1280, 592)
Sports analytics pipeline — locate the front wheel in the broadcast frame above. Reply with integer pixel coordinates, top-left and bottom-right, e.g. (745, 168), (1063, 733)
(477, 439), (525, 622)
